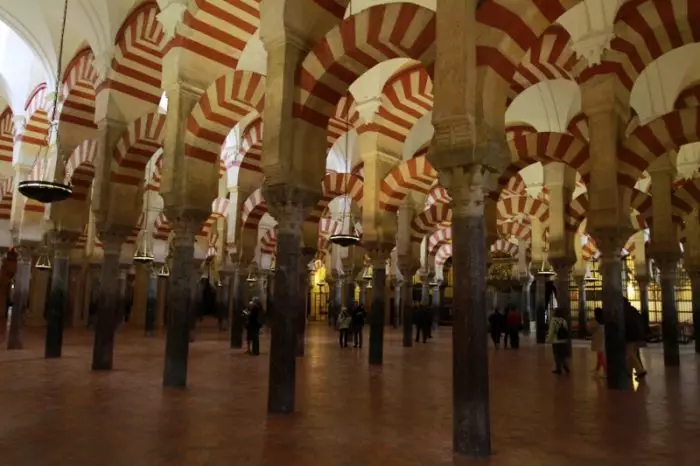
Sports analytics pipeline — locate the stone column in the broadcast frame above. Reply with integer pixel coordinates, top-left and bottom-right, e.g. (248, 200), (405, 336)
(129, 262), (150, 331)
(145, 267), (158, 336)
(656, 256), (680, 367)
(264, 186), (315, 414)
(229, 263), (246, 349)
(550, 258), (573, 351)
(345, 276), (356, 310)
(7, 245), (34, 349)
(366, 248), (390, 365)
(217, 271), (232, 331)
(156, 266), (168, 328)
(420, 271), (430, 306)
(91, 229), (128, 370)
(296, 248), (315, 357)
(689, 271), (700, 354)
(594, 233), (630, 390)
(575, 275), (587, 338)
(637, 276), (650, 332)
(162, 213), (202, 387)
(44, 232), (78, 358)
(520, 275), (532, 334)
(533, 268), (547, 344)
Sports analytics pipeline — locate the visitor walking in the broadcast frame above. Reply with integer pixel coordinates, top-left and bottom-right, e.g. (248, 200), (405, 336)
(624, 299), (647, 379)
(415, 305), (429, 343)
(337, 307), (351, 348)
(351, 301), (366, 348)
(548, 307), (570, 375)
(488, 308), (504, 349)
(505, 305), (522, 349)
(245, 298), (262, 355)
(589, 307), (606, 377)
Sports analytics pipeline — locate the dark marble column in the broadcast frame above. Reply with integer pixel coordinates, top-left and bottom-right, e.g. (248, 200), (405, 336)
(520, 277), (531, 334)
(451, 203), (490, 456)
(420, 272), (430, 306)
(162, 214), (201, 388)
(595, 234), (630, 390)
(91, 230), (127, 370)
(657, 258), (680, 367)
(216, 272), (231, 331)
(690, 272), (700, 354)
(145, 268), (158, 336)
(367, 253), (388, 365)
(576, 276), (587, 338)
(264, 186), (315, 414)
(345, 278), (355, 310)
(7, 246), (33, 350)
(230, 264), (246, 348)
(45, 232), (78, 358)
(533, 271), (547, 344)
(637, 277), (650, 332)
(401, 278), (413, 347)
(296, 249), (315, 357)
(551, 258), (573, 350)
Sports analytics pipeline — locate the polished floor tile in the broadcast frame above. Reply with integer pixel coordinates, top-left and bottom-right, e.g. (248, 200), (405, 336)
(1, 320), (699, 465)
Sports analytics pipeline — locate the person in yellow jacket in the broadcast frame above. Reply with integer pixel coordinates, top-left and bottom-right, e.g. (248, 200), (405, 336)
(547, 307), (571, 375)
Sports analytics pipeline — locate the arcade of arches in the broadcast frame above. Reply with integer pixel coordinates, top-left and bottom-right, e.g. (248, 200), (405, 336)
(2, 0), (700, 462)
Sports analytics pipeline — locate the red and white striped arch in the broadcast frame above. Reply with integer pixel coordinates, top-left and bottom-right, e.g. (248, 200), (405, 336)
(58, 47), (98, 131)
(500, 173), (528, 198)
(327, 95), (359, 150)
(233, 116), (264, 175)
(411, 202), (452, 242)
(20, 83), (52, 149)
(568, 192), (588, 232)
(619, 106), (700, 188)
(112, 112), (165, 187)
(199, 196), (231, 237)
(505, 123), (537, 141)
(498, 220), (532, 243)
(0, 176), (13, 220)
(435, 243), (452, 269)
(153, 212), (171, 240)
(185, 70), (265, 164)
(260, 228), (277, 255)
(497, 194), (549, 224)
(64, 139), (98, 201)
(295, 3), (435, 129)
(510, 24), (579, 98)
(491, 239), (519, 257)
(380, 155), (437, 212)
(582, 0), (700, 92)
(675, 82), (700, 109)
(106, 2), (164, 106)
(241, 188), (268, 230)
(374, 64), (433, 154)
(165, 0), (260, 70)
(424, 184), (452, 208)
(308, 172), (365, 223)
(0, 107), (14, 164)
(581, 236), (600, 262)
(428, 227), (451, 255)
(567, 113), (589, 141)
(674, 177), (700, 216)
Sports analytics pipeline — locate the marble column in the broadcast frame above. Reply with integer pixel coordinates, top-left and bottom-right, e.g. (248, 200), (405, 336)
(520, 277), (531, 335)
(217, 272), (231, 331)
(229, 264), (246, 349)
(690, 272), (700, 354)
(657, 257), (680, 367)
(449, 171), (491, 457)
(296, 249), (315, 357)
(163, 215), (200, 387)
(156, 267), (168, 328)
(145, 268), (158, 336)
(129, 263), (150, 330)
(345, 278), (355, 310)
(401, 278), (413, 347)
(420, 272), (430, 306)
(551, 259), (573, 351)
(595, 235), (630, 390)
(533, 271), (547, 344)
(637, 277), (650, 332)
(45, 233), (78, 358)
(91, 230), (127, 370)
(7, 245), (33, 350)
(367, 252), (389, 365)
(576, 276), (587, 338)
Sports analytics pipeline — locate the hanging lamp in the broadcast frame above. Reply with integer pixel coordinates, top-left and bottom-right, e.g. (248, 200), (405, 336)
(18, 0), (73, 203)
(156, 262), (170, 278)
(329, 92), (360, 248)
(537, 253), (556, 277)
(35, 251), (52, 270)
(133, 192), (154, 264)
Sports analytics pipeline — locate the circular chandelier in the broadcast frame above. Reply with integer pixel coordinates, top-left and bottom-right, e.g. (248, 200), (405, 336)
(329, 92), (360, 248)
(18, 0), (73, 203)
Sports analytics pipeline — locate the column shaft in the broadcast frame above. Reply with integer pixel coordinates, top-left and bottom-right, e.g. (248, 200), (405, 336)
(145, 270), (158, 335)
(91, 237), (124, 370)
(45, 250), (71, 358)
(638, 279), (650, 332)
(7, 250), (32, 350)
(577, 278), (587, 338)
(451, 212), (490, 456)
(368, 261), (387, 365)
(534, 274), (547, 344)
(691, 276), (700, 354)
(230, 268), (246, 348)
(401, 280), (413, 347)
(658, 262), (680, 366)
(599, 253), (630, 390)
(267, 226), (302, 413)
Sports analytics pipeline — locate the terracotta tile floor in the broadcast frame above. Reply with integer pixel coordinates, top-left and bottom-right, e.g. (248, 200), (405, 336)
(1, 321), (699, 466)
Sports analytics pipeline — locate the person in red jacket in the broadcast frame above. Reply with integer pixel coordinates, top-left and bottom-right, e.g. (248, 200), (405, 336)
(505, 305), (523, 349)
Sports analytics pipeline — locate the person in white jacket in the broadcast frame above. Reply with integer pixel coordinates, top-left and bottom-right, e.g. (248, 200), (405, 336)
(337, 307), (351, 348)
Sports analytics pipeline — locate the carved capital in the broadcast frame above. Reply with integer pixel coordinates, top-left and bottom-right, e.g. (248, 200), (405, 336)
(98, 225), (132, 255)
(430, 120), (509, 174)
(15, 242), (39, 262)
(363, 240), (393, 268)
(50, 230), (81, 255)
(439, 164), (490, 217)
(92, 51), (114, 83)
(588, 227), (632, 260)
(165, 208), (208, 249)
(262, 184), (319, 235)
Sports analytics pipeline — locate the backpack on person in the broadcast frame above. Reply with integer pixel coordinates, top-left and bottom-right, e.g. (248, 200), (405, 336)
(556, 319), (569, 340)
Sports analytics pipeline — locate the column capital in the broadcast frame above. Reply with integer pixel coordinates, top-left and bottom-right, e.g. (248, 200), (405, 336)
(164, 208), (208, 249)
(263, 184), (319, 234)
(97, 225), (131, 255)
(588, 227), (633, 259)
(438, 165), (493, 217)
(50, 230), (81, 255)
(363, 241), (392, 268)
(648, 243), (681, 269)
(549, 256), (575, 273)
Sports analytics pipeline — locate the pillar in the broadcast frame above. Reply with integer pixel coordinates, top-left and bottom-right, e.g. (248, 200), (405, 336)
(575, 275), (587, 338)
(551, 258), (573, 351)
(637, 277), (650, 332)
(129, 262), (150, 331)
(520, 276), (532, 335)
(7, 245), (33, 349)
(296, 249), (315, 357)
(594, 234), (630, 390)
(163, 214), (201, 387)
(264, 187), (315, 414)
(44, 232), (78, 358)
(367, 250), (390, 365)
(533, 269), (547, 344)
(656, 257), (680, 367)
(156, 266), (168, 329)
(420, 271), (430, 306)
(689, 271), (700, 354)
(229, 263), (246, 349)
(91, 230), (128, 370)
(345, 276), (356, 310)
(145, 267), (158, 336)
(217, 271), (232, 331)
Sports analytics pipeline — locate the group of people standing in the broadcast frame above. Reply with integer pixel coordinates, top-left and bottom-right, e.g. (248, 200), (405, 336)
(336, 301), (366, 348)
(488, 305), (523, 349)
